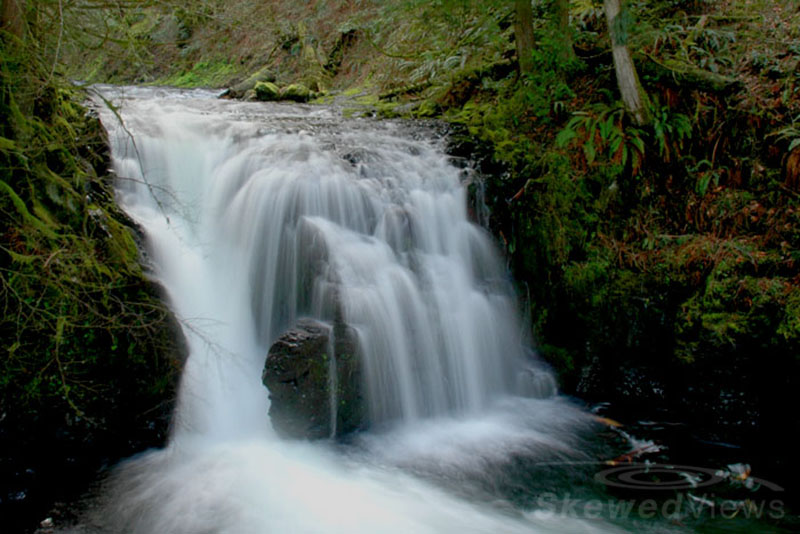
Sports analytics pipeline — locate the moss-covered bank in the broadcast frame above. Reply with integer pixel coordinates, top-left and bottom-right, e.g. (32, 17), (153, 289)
(1, 31), (184, 533)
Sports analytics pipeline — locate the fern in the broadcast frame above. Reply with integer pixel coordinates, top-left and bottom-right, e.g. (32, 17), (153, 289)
(768, 114), (800, 153)
(650, 98), (693, 162)
(556, 102), (646, 175)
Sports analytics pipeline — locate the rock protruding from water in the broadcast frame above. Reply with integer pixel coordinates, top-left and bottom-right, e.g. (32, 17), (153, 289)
(263, 319), (364, 439)
(221, 67), (277, 99)
(280, 83), (312, 102)
(254, 81), (281, 101)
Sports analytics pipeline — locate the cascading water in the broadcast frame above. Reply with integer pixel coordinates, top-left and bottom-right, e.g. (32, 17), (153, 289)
(83, 86), (661, 534)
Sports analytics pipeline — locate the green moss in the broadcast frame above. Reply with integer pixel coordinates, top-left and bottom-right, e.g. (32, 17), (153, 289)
(1, 39), (182, 446)
(281, 83), (312, 102)
(342, 87), (368, 97)
(254, 81), (281, 101)
(162, 59), (235, 88)
(779, 289), (800, 345)
(538, 344), (575, 378)
(414, 100), (439, 118)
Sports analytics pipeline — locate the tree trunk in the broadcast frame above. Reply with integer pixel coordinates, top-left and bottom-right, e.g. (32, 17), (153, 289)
(552, 0), (574, 64)
(514, 0), (535, 75)
(1, 0), (25, 40)
(603, 0), (650, 125)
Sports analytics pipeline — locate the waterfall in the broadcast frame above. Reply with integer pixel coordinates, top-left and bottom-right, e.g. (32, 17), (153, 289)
(87, 86), (633, 534)
(102, 85), (551, 432)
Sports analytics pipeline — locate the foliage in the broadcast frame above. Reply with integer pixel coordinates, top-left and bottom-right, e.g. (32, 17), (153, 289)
(162, 59), (236, 87)
(2, 22), (178, 426)
(436, 1), (800, 413)
(368, 0), (513, 90)
(556, 100), (646, 175)
(1, 9), (182, 528)
(768, 114), (800, 153)
(649, 95), (692, 160)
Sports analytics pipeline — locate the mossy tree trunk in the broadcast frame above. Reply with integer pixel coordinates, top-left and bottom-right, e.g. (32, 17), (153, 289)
(604, 0), (650, 125)
(514, 0), (535, 75)
(552, 0), (574, 64)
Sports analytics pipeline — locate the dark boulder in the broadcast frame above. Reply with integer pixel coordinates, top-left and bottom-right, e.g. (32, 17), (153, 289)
(263, 319), (364, 439)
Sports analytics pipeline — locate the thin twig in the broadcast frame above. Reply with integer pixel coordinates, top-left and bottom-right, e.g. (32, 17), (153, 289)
(48, 0), (65, 83)
(89, 88), (172, 224)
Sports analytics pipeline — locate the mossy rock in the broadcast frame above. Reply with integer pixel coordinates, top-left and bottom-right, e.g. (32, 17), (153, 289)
(280, 83), (312, 103)
(254, 81), (280, 101)
(414, 100), (440, 118)
(305, 79), (328, 95)
(225, 67), (277, 99)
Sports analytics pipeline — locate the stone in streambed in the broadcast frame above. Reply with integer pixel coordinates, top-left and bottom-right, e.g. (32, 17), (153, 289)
(263, 319), (364, 439)
(222, 67), (277, 99)
(280, 83), (312, 103)
(254, 81), (281, 102)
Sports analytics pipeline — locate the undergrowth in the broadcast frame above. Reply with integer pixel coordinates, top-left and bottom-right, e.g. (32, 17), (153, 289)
(1, 20), (182, 530)
(434, 0), (800, 388)
(1, 38), (179, 431)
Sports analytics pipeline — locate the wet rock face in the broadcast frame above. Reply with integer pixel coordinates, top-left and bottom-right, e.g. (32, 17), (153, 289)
(263, 319), (364, 439)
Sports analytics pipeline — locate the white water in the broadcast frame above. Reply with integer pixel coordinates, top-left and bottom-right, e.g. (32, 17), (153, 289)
(88, 86), (650, 534)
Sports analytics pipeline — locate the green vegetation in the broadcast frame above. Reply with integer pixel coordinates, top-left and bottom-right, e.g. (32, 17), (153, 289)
(162, 59), (236, 87)
(1, 3), (183, 528)
(3, 0), (800, 526)
(254, 81), (281, 101)
(410, 3), (799, 498)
